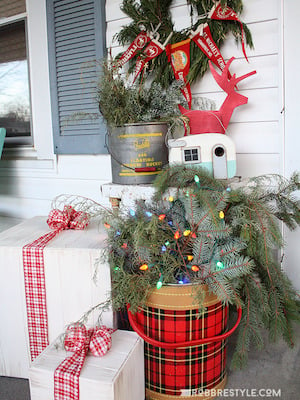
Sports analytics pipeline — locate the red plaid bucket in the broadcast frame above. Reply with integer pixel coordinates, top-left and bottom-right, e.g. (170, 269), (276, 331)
(128, 285), (242, 400)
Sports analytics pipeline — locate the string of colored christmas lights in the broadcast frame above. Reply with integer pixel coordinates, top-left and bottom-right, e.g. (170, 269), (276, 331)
(107, 175), (232, 287)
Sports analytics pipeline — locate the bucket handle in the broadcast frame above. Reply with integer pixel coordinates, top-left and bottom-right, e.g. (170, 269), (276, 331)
(105, 132), (135, 171)
(127, 304), (242, 348)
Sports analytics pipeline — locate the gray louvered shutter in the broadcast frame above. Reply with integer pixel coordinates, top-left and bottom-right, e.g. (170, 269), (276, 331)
(47, 0), (107, 154)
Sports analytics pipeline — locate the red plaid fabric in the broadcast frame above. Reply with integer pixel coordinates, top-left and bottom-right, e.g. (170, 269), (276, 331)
(23, 206), (90, 361)
(23, 230), (59, 361)
(136, 302), (228, 396)
(54, 324), (115, 400)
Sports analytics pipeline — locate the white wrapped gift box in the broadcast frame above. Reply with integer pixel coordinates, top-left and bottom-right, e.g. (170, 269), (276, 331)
(0, 216), (114, 378)
(29, 330), (144, 400)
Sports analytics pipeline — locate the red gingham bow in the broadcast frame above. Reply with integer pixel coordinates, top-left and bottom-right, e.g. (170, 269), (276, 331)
(64, 324), (114, 356)
(47, 205), (90, 231)
(54, 324), (114, 400)
(23, 206), (90, 362)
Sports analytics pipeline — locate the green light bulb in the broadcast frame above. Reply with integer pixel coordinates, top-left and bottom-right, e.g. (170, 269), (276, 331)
(216, 261), (224, 271)
(156, 273), (163, 289)
(156, 281), (163, 289)
(194, 175), (201, 189)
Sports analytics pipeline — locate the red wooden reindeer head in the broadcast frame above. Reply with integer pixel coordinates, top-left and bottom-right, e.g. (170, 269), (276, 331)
(179, 57), (256, 135)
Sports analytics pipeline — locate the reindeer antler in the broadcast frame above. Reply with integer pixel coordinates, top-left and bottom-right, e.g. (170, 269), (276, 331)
(209, 57), (256, 93)
(178, 57), (256, 135)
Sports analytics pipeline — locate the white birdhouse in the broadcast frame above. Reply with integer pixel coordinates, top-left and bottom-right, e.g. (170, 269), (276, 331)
(168, 133), (236, 179)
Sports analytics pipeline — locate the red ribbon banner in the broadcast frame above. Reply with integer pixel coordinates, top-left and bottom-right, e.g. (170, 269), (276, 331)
(166, 39), (192, 109)
(54, 324), (115, 400)
(190, 23), (228, 74)
(23, 206), (90, 361)
(115, 31), (151, 68)
(209, 1), (248, 62)
(132, 38), (165, 83)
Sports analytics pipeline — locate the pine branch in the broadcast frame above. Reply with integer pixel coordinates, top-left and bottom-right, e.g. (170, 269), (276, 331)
(97, 60), (186, 127)
(231, 275), (268, 368)
(99, 164), (300, 369)
(154, 164), (226, 200)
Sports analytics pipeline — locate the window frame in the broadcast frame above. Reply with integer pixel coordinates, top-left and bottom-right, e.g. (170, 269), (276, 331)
(182, 147), (201, 164)
(0, 10), (33, 148)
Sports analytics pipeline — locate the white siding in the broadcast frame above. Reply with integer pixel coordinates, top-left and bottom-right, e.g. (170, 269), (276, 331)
(105, 0), (284, 178)
(0, 0), (299, 288)
(0, 0), (285, 209)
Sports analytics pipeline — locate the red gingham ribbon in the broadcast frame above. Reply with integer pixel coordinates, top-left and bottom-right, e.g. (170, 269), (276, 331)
(23, 206), (90, 361)
(54, 324), (114, 400)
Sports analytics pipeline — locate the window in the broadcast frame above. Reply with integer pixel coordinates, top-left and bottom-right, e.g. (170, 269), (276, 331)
(0, 0), (32, 147)
(183, 147), (201, 163)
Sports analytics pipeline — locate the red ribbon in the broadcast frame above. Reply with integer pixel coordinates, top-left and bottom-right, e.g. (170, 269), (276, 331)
(47, 205), (90, 231)
(23, 206), (90, 361)
(54, 324), (115, 400)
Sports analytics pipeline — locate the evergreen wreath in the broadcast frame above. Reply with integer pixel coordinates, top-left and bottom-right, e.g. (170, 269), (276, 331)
(101, 165), (300, 368)
(115, 0), (253, 87)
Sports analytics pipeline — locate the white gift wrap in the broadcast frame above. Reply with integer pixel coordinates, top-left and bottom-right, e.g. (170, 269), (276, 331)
(0, 216), (114, 378)
(29, 330), (145, 400)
